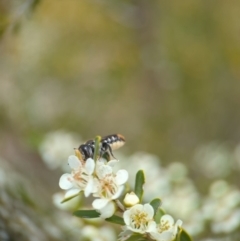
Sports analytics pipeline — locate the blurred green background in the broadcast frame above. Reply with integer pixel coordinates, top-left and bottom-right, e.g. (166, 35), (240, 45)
(1, 0), (240, 161)
(1, 0), (240, 240)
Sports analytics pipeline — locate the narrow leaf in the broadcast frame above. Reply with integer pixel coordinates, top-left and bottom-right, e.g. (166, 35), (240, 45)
(134, 170), (145, 202)
(150, 198), (162, 215)
(93, 135), (101, 161)
(61, 192), (80, 203)
(154, 208), (165, 223)
(105, 215), (125, 225)
(73, 209), (100, 218)
(177, 228), (193, 241)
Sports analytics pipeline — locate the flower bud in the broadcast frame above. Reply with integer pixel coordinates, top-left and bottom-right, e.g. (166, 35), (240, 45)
(123, 192), (140, 207)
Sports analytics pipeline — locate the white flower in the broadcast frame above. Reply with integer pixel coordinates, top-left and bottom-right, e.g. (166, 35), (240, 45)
(39, 130), (81, 171)
(123, 192), (140, 207)
(59, 156), (95, 197)
(162, 179), (200, 219)
(211, 208), (240, 234)
(123, 203), (156, 234)
(52, 191), (81, 211)
(92, 161), (128, 218)
(82, 225), (116, 241)
(150, 214), (182, 241)
(193, 143), (231, 178)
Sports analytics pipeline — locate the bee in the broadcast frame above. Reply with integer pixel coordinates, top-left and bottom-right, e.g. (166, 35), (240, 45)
(78, 134), (125, 161)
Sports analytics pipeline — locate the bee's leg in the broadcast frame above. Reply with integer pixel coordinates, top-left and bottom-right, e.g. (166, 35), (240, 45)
(102, 152), (111, 162)
(106, 143), (117, 159)
(101, 143), (117, 160)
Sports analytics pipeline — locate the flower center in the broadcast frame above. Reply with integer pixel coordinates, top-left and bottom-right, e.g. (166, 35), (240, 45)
(158, 220), (171, 233)
(72, 168), (88, 186)
(130, 210), (149, 229)
(100, 174), (117, 198)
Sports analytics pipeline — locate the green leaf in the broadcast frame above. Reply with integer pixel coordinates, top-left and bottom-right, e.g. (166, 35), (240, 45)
(61, 192), (81, 203)
(93, 135), (101, 161)
(73, 209), (100, 218)
(150, 198), (162, 215)
(154, 208), (165, 223)
(105, 215), (125, 225)
(176, 228), (193, 241)
(134, 170), (145, 202)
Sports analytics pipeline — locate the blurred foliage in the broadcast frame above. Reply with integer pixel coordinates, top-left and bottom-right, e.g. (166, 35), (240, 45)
(0, 0), (240, 240)
(0, 0), (239, 162)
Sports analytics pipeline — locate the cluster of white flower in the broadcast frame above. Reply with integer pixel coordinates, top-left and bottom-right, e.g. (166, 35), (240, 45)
(116, 152), (201, 236)
(120, 202), (182, 241)
(59, 153), (183, 241)
(59, 155), (129, 218)
(202, 180), (240, 234)
(46, 133), (240, 241)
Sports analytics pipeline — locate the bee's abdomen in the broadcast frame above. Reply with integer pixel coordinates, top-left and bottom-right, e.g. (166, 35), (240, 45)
(102, 134), (125, 150)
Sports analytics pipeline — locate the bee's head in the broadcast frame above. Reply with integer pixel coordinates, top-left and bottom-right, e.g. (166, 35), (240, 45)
(78, 144), (93, 161)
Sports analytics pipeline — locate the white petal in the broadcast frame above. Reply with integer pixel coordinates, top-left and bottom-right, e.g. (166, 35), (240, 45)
(131, 204), (144, 212)
(112, 185), (124, 199)
(92, 178), (100, 193)
(96, 163), (112, 179)
(115, 170), (129, 185)
(108, 159), (119, 167)
(123, 210), (131, 225)
(92, 198), (109, 209)
(84, 177), (94, 197)
(68, 155), (81, 169)
(59, 173), (73, 190)
(161, 214), (174, 226)
(85, 158), (95, 175)
(143, 203), (154, 219)
(173, 220), (183, 236)
(65, 188), (81, 198)
(147, 220), (157, 232)
(175, 219), (183, 228)
(99, 201), (116, 218)
(151, 230), (174, 241)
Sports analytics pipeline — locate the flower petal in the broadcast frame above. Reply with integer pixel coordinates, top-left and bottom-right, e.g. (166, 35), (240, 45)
(112, 185), (124, 199)
(96, 163), (112, 179)
(161, 214), (174, 226)
(150, 231), (174, 241)
(85, 158), (95, 175)
(108, 159), (119, 167)
(175, 219), (183, 228)
(143, 203), (154, 219)
(147, 220), (157, 232)
(92, 198), (109, 209)
(98, 201), (116, 219)
(84, 177), (94, 197)
(65, 188), (81, 198)
(123, 209), (131, 225)
(68, 155), (81, 169)
(59, 173), (73, 189)
(115, 170), (129, 185)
